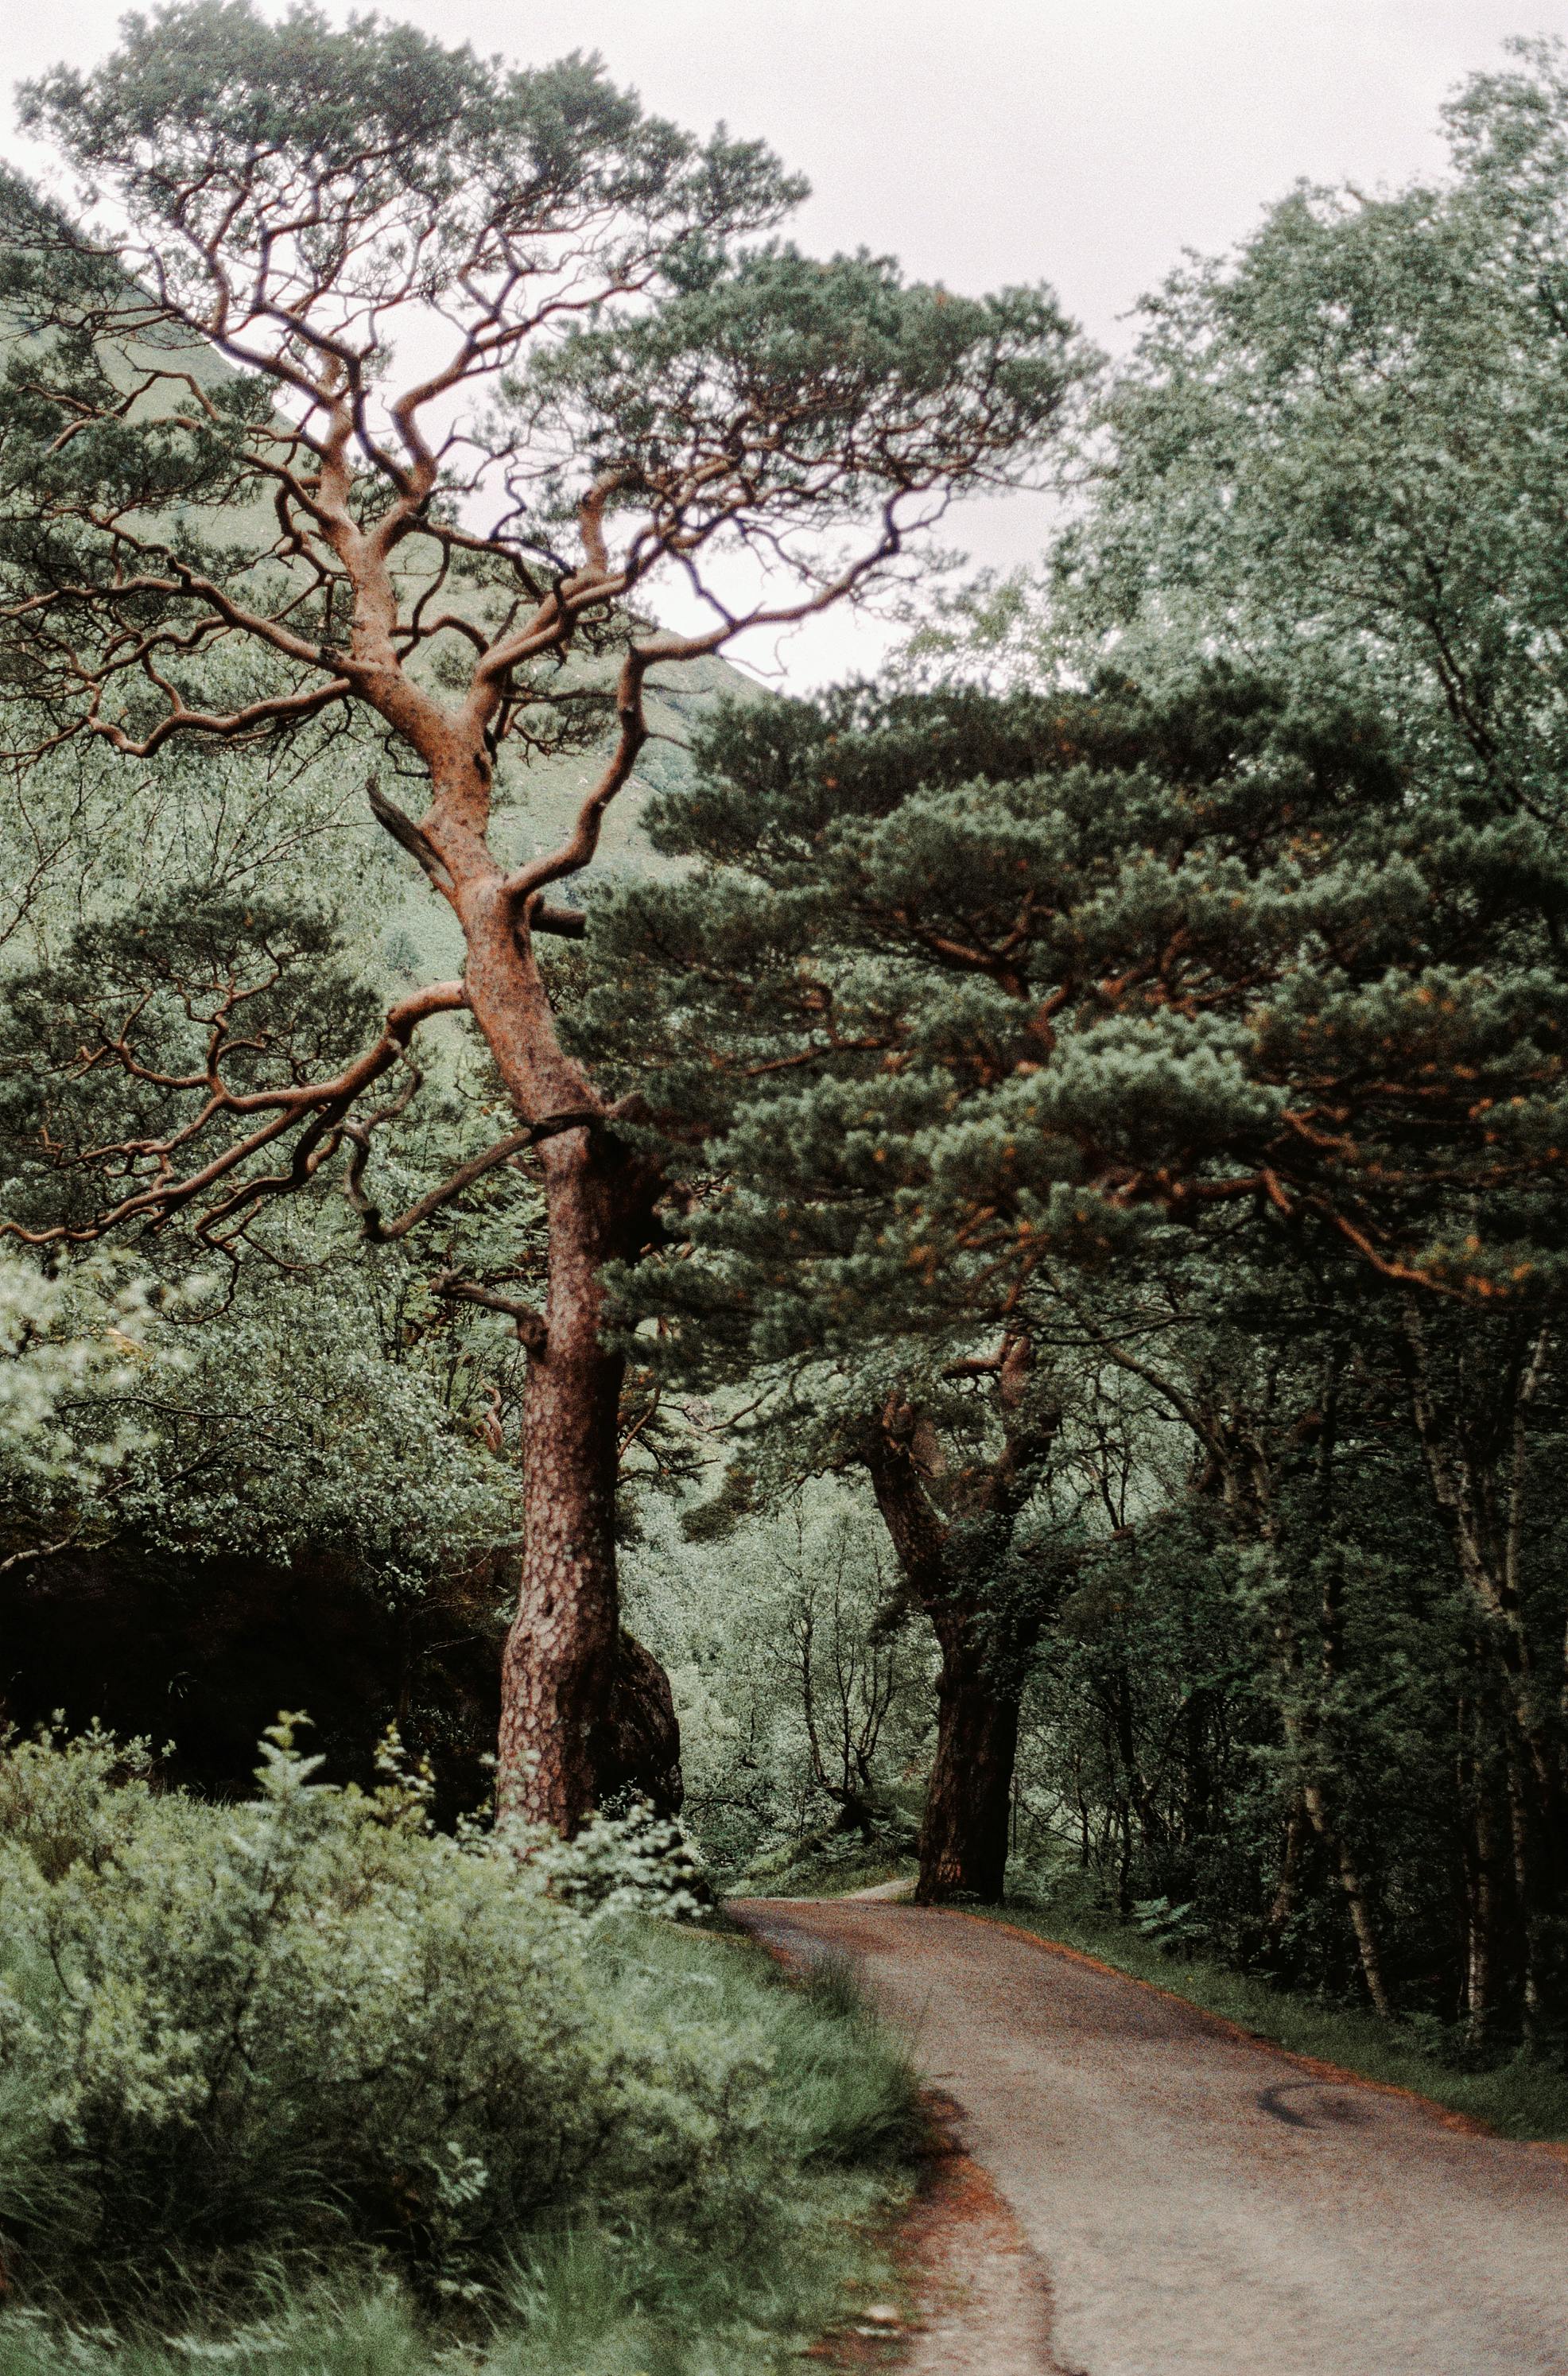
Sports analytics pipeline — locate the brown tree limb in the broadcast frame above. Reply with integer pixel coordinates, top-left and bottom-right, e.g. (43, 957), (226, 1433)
(429, 1270), (547, 1352)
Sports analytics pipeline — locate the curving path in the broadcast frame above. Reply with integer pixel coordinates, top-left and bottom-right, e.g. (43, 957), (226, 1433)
(732, 1898), (1568, 2376)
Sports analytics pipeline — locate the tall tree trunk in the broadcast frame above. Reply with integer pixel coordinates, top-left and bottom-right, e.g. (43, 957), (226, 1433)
(1460, 1708), (1504, 2049)
(1265, 1793), (1309, 1951)
(1396, 1306), (1566, 2030)
(1105, 1660), (1169, 1859)
(495, 1132), (638, 1834)
(1300, 1779), (1392, 2016)
(1397, 1307), (1558, 1801)
(1505, 1743), (1545, 2047)
(864, 1413), (1033, 1905)
(460, 890), (668, 1838)
(1271, 1565), (1392, 2015)
(917, 1617), (1021, 1903)
(1307, 1530), (1392, 2017)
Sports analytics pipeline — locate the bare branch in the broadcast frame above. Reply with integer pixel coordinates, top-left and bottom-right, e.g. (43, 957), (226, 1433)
(429, 1269), (546, 1351)
(345, 1124), (536, 1241)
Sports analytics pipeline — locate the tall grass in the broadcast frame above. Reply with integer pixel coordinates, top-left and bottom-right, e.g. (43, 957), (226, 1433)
(0, 1727), (919, 2373)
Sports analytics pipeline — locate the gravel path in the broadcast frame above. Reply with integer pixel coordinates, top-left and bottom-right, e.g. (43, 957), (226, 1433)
(733, 1899), (1568, 2376)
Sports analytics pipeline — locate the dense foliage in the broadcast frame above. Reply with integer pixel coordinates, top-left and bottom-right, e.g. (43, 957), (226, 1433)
(626, 1485), (931, 1877)
(558, 39), (1568, 2035)
(0, 1723), (917, 2367)
(9, 21), (1568, 2364)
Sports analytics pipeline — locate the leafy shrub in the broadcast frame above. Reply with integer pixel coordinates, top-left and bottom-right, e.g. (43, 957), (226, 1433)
(0, 1725), (599, 2293)
(0, 1722), (161, 1884)
(0, 1726), (918, 2370)
(1131, 1894), (1208, 1955)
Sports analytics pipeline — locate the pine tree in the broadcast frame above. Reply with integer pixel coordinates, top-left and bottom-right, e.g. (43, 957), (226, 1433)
(0, 0), (1082, 1830)
(580, 666), (1568, 1897)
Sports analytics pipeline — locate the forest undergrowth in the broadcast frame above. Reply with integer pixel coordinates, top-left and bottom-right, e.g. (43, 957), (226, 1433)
(0, 1727), (921, 2376)
(728, 1846), (918, 1902)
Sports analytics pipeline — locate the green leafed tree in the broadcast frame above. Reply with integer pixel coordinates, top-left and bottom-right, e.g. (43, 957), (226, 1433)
(574, 663), (1568, 1897)
(0, 0), (1085, 1830)
(1054, 37), (1568, 862)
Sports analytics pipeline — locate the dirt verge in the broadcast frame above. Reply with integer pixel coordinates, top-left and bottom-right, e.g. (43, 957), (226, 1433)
(806, 2095), (1062, 2373)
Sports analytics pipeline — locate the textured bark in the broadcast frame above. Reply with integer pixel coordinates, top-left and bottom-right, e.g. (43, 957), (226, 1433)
(865, 1403), (1048, 1907)
(918, 1625), (1022, 1903)
(494, 1130), (650, 1834)
(435, 850), (667, 1838)
(1302, 1778), (1392, 2017)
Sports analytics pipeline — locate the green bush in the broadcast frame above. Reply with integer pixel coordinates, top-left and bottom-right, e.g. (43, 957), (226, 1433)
(1, 1724), (631, 2293)
(0, 1725), (918, 2370)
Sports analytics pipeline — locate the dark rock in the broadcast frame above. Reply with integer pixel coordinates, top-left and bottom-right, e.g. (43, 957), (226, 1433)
(594, 1629), (685, 1818)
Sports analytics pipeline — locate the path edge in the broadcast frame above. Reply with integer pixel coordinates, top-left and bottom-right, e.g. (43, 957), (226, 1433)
(950, 1904), (1568, 2164)
(728, 1901), (1065, 2370)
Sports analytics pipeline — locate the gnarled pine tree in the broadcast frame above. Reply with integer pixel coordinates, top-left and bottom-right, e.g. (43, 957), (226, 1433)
(578, 669), (1568, 1894)
(0, 0), (1082, 1829)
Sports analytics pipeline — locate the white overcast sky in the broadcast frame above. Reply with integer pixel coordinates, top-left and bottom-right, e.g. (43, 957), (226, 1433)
(3, 0), (1565, 677)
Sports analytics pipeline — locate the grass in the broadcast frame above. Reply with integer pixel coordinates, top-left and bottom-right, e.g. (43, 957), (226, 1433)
(0, 1723), (926, 2376)
(973, 1889), (1568, 2143)
(0, 2212), (897, 2376)
(0, 1922), (921, 2376)
(728, 1848), (918, 1900)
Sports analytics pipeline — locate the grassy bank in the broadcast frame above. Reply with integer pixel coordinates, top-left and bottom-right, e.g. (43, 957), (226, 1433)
(0, 1726), (922, 2374)
(728, 1850), (917, 1900)
(976, 1893), (1568, 2143)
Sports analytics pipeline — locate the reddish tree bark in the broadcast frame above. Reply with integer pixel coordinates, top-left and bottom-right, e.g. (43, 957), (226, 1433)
(918, 1617), (1023, 1903)
(496, 1132), (658, 1829)
(864, 1344), (1058, 1905)
(0, 16), (1079, 1838)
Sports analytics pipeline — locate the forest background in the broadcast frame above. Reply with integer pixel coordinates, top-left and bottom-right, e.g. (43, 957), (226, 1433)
(2, 17), (1568, 2363)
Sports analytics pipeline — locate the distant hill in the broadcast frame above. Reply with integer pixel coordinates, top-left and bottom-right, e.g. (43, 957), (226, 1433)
(494, 649), (764, 882)
(0, 167), (768, 978)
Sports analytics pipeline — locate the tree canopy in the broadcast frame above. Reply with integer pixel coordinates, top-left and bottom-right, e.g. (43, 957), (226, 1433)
(7, 7), (1568, 2065)
(584, 669), (1568, 1344)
